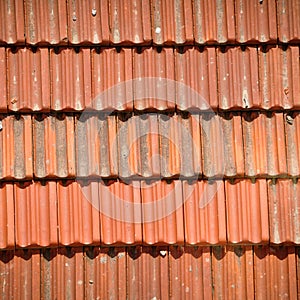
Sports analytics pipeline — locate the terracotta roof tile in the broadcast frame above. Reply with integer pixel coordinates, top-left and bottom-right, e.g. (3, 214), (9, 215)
(268, 179), (300, 244)
(0, 184), (14, 249)
(235, 0), (277, 43)
(212, 246), (254, 299)
(141, 180), (184, 244)
(0, 48), (7, 112)
(0, 0), (25, 45)
(15, 181), (57, 248)
(75, 114), (118, 178)
(169, 246), (212, 299)
(109, 0), (151, 45)
(0, 115), (33, 180)
(259, 46), (300, 110)
(277, 0), (300, 43)
(33, 114), (75, 178)
(57, 181), (100, 246)
(8, 48), (50, 111)
(99, 180), (142, 245)
(92, 48), (133, 111)
(254, 245), (298, 299)
(175, 47), (218, 110)
(285, 112), (300, 177)
(51, 48), (92, 111)
(84, 247), (127, 299)
(25, 0), (68, 45)
(193, 0), (235, 44)
(183, 180), (227, 245)
(242, 112), (287, 177)
(133, 47), (175, 111)
(225, 179), (269, 243)
(217, 47), (260, 110)
(127, 246), (169, 298)
(152, 0), (194, 45)
(222, 112), (244, 177)
(68, 0), (109, 45)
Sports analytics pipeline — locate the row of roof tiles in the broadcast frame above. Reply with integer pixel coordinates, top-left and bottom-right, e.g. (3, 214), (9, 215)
(0, 245), (298, 299)
(1, 46), (299, 112)
(0, 178), (299, 248)
(1, 0), (299, 46)
(0, 112), (299, 180)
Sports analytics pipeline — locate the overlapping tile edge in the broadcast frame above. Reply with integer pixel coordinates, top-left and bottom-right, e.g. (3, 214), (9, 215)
(0, 0), (299, 45)
(0, 245), (298, 299)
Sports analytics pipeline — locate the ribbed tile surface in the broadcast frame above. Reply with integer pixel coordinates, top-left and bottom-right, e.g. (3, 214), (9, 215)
(175, 47), (218, 110)
(33, 115), (75, 178)
(277, 0), (300, 43)
(225, 179), (269, 243)
(193, 0), (235, 44)
(0, 48), (7, 111)
(109, 0), (151, 45)
(151, 0), (193, 45)
(0, 246), (298, 299)
(0, 116), (33, 180)
(51, 48), (92, 111)
(14, 182), (57, 248)
(183, 180), (226, 245)
(0, 184), (14, 249)
(268, 179), (300, 244)
(7, 48), (50, 111)
(68, 0), (109, 45)
(235, 0), (277, 43)
(25, 0), (68, 45)
(0, 0), (25, 44)
(92, 48), (133, 111)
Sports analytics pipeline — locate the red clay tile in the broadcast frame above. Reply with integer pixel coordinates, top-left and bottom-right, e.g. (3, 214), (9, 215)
(76, 115), (118, 178)
(99, 180), (142, 245)
(285, 112), (300, 177)
(110, 0), (151, 45)
(7, 48), (50, 111)
(51, 48), (92, 111)
(84, 247), (126, 299)
(151, 0), (193, 45)
(57, 181), (100, 246)
(254, 246), (297, 299)
(268, 179), (300, 244)
(222, 112), (244, 177)
(235, 0), (277, 43)
(13, 250), (41, 299)
(200, 113), (225, 178)
(183, 180), (226, 245)
(175, 47), (218, 110)
(127, 246), (169, 299)
(0, 0), (25, 44)
(0, 116), (33, 180)
(193, 0), (235, 44)
(242, 112), (287, 177)
(33, 115), (75, 178)
(0, 184), (14, 249)
(277, 0), (300, 43)
(159, 114), (201, 177)
(259, 46), (300, 110)
(225, 179), (269, 243)
(0, 48), (7, 111)
(169, 246), (212, 299)
(212, 246), (254, 299)
(217, 47), (260, 109)
(133, 47), (175, 111)
(15, 182), (58, 248)
(68, 0), (109, 45)
(25, 0), (68, 45)
(142, 180), (184, 244)
(92, 48), (133, 111)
